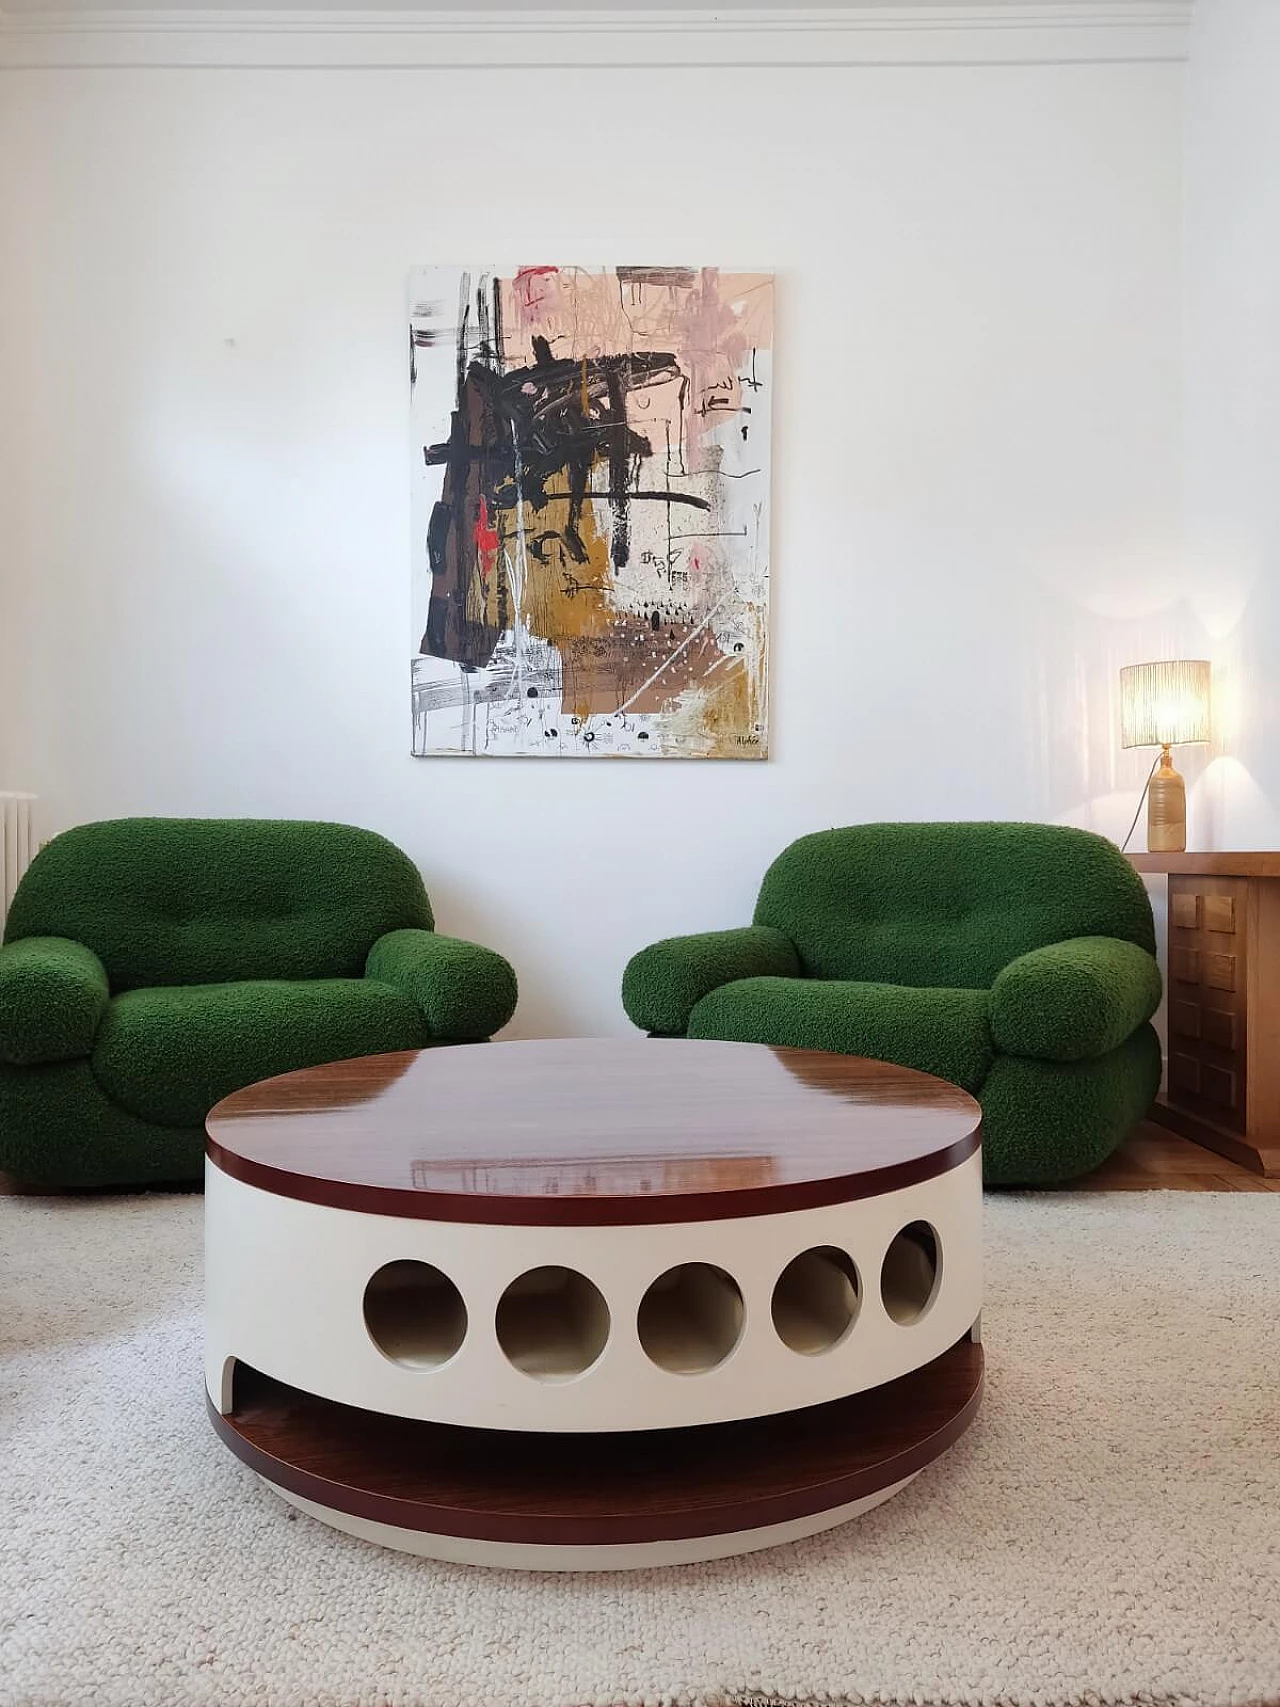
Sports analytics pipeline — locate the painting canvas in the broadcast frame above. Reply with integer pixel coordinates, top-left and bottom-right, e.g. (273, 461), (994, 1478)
(409, 265), (772, 758)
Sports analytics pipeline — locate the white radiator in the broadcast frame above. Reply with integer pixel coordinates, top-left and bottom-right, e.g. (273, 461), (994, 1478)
(1, 793), (37, 922)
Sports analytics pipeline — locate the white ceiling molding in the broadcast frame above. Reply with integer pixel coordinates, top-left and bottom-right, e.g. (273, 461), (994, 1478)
(0, 3), (1195, 70)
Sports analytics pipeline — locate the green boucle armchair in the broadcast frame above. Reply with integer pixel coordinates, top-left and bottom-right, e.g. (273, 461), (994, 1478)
(0, 818), (517, 1188)
(622, 822), (1163, 1185)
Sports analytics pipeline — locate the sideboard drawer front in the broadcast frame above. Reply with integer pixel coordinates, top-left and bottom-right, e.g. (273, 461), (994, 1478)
(1204, 894), (1237, 934)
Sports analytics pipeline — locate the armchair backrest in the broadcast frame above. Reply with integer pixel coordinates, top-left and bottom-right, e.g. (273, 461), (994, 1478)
(3, 818), (433, 990)
(753, 822), (1155, 989)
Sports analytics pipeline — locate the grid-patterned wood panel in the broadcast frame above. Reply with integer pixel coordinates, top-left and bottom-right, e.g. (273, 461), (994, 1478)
(1166, 875), (1247, 1133)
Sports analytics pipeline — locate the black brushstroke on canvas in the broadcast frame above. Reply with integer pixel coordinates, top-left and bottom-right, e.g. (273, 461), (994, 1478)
(419, 291), (707, 667)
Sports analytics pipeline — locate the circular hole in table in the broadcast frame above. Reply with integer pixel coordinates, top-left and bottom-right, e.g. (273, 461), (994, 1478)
(772, 1246), (861, 1354)
(364, 1260), (468, 1368)
(638, 1262), (744, 1373)
(881, 1222), (940, 1325)
(496, 1266), (611, 1382)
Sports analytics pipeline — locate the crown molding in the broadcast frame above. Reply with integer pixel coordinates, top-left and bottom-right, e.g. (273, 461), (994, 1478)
(0, 3), (1194, 69)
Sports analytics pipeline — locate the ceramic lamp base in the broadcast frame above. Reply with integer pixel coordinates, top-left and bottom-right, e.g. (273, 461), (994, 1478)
(1147, 746), (1187, 853)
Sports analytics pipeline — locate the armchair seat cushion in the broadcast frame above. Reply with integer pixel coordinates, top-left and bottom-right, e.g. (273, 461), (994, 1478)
(91, 978), (429, 1128)
(687, 976), (995, 1095)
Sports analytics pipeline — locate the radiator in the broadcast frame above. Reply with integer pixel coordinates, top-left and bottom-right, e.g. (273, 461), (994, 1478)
(1, 793), (37, 922)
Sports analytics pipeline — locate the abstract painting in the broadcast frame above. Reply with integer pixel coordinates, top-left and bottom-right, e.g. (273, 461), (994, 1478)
(409, 265), (772, 758)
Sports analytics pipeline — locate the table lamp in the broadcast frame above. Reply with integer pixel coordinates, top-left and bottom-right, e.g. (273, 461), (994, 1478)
(1119, 659), (1211, 852)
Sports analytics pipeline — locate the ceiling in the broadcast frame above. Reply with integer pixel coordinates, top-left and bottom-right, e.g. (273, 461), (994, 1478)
(0, 0), (1105, 13)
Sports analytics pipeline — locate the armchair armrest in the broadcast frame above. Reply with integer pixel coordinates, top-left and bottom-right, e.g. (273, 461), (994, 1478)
(990, 935), (1161, 1063)
(622, 925), (801, 1036)
(365, 929), (517, 1042)
(0, 936), (110, 1066)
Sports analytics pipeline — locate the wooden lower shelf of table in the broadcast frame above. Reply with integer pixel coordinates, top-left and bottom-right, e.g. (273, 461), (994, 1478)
(209, 1338), (983, 1549)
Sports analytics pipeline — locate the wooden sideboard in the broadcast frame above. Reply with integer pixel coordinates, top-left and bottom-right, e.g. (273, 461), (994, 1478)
(1127, 852), (1280, 1175)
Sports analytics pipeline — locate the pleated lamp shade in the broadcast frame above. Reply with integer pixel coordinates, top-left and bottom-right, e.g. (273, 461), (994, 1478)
(1119, 660), (1211, 749)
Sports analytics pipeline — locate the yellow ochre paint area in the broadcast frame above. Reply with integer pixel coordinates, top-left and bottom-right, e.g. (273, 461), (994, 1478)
(462, 462), (762, 748)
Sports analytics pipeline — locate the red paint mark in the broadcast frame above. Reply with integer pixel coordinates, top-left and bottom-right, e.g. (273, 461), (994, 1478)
(474, 494), (499, 580)
(515, 265), (558, 312)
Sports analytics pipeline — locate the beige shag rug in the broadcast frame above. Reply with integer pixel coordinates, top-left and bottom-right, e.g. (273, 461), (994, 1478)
(1, 1189), (1278, 1707)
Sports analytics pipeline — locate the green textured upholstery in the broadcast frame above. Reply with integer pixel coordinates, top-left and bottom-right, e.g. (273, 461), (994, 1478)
(0, 1060), (206, 1189)
(4, 817), (434, 990)
(989, 936), (1163, 1062)
(689, 978), (995, 1095)
(622, 926), (800, 1038)
(753, 822), (1156, 986)
(92, 979), (430, 1128)
(366, 930), (518, 1044)
(978, 1026), (1163, 1185)
(0, 818), (518, 1188)
(0, 937), (110, 1066)
(622, 822), (1162, 1185)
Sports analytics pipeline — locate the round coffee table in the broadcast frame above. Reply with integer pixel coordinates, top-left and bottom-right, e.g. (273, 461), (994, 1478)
(205, 1038), (983, 1570)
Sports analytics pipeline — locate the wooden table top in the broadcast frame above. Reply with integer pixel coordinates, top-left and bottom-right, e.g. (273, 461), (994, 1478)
(206, 1038), (981, 1225)
(1127, 850), (1280, 877)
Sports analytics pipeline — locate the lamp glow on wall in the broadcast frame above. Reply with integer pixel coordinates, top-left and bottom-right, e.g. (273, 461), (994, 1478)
(1119, 661), (1211, 852)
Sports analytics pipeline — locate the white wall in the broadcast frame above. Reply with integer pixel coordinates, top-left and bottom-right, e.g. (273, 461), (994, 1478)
(0, 46), (1186, 1035)
(1183, 0), (1280, 851)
